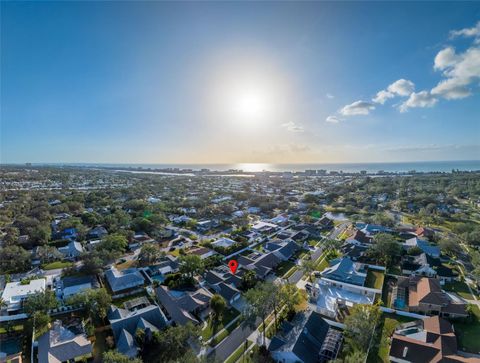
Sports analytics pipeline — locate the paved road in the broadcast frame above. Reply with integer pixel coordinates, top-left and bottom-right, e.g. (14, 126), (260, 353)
(328, 222), (349, 240)
(288, 269), (304, 284)
(208, 319), (260, 362)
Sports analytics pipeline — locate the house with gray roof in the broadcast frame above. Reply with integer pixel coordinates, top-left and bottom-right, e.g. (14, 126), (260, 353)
(108, 304), (167, 358)
(105, 267), (145, 293)
(270, 311), (342, 363)
(404, 237), (441, 258)
(155, 285), (212, 325)
(58, 241), (84, 260)
(37, 320), (92, 363)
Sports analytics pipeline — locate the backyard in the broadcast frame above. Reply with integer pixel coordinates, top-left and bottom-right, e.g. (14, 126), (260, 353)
(454, 305), (480, 354)
(275, 260), (296, 278)
(365, 269), (385, 290)
(443, 280), (474, 300)
(201, 307), (241, 341)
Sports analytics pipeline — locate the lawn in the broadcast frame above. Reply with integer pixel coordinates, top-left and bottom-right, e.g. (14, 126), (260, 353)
(275, 260), (296, 277)
(454, 305), (480, 354)
(365, 270), (385, 290)
(315, 252), (330, 272)
(115, 259), (136, 270)
(284, 266), (298, 279)
(0, 323), (24, 334)
(201, 308), (240, 341)
(443, 280), (474, 300)
(225, 340), (254, 363)
(42, 261), (73, 270)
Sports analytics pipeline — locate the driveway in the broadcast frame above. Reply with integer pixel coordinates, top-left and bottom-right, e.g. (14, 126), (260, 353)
(208, 319), (260, 362)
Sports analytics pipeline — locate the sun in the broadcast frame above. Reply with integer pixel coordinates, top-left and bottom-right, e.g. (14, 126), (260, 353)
(231, 87), (271, 123)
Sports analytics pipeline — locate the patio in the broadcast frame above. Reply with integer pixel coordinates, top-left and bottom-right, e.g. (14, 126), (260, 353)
(313, 281), (375, 315)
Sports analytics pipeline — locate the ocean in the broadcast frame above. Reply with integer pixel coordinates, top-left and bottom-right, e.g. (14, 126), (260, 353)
(37, 160), (480, 173)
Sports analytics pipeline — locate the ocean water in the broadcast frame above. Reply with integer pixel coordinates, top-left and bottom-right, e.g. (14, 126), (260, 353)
(44, 160), (480, 173)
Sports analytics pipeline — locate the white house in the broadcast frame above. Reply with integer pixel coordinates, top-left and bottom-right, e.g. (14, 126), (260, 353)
(1, 278), (46, 313)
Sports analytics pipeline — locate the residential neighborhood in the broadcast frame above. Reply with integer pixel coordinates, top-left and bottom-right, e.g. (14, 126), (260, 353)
(0, 166), (479, 363)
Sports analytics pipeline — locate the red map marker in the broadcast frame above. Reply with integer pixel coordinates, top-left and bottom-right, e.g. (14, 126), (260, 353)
(228, 260), (238, 274)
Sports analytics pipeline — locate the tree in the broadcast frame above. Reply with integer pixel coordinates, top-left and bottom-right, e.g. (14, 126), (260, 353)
(241, 270), (257, 291)
(99, 233), (128, 253)
(210, 294), (226, 322)
(23, 290), (59, 315)
(36, 245), (63, 263)
(103, 351), (143, 363)
(143, 323), (199, 363)
(438, 238), (462, 257)
(301, 258), (317, 282)
(281, 283), (301, 314)
(367, 233), (401, 267)
(138, 243), (161, 266)
(0, 245), (31, 273)
(343, 303), (381, 353)
(66, 288), (112, 320)
(179, 255), (204, 279)
(244, 282), (274, 345)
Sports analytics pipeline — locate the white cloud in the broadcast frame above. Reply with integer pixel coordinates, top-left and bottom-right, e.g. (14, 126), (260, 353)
(399, 91), (438, 112)
(281, 121), (304, 132)
(373, 79), (415, 104)
(387, 79), (415, 96)
(449, 21), (480, 44)
(431, 46), (480, 99)
(434, 47), (460, 71)
(325, 115), (342, 123)
(373, 90), (394, 104)
(326, 93), (334, 99)
(339, 100), (375, 116)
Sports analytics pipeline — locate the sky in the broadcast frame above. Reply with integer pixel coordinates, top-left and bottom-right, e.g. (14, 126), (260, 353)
(1, 1), (480, 164)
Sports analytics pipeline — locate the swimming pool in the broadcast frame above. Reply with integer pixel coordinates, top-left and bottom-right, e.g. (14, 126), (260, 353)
(0, 337), (22, 355)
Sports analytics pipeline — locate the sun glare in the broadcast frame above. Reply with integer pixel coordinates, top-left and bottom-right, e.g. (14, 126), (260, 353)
(231, 87), (271, 123)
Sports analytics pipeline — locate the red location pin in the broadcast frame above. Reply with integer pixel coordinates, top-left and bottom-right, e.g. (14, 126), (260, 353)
(228, 260), (238, 274)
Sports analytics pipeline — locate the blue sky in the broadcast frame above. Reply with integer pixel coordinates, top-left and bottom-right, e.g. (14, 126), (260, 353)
(1, 1), (479, 163)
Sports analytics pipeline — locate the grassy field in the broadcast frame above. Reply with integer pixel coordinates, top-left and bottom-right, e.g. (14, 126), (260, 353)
(201, 308), (240, 341)
(454, 305), (480, 354)
(41, 261), (73, 270)
(443, 280), (474, 300)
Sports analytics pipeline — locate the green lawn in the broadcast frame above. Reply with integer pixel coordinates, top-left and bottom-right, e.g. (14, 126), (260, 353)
(454, 305), (480, 354)
(365, 270), (385, 290)
(42, 261), (73, 270)
(443, 280), (474, 300)
(225, 341), (254, 363)
(209, 313), (243, 347)
(275, 260), (296, 277)
(201, 308), (240, 341)
(112, 291), (149, 307)
(0, 323), (24, 334)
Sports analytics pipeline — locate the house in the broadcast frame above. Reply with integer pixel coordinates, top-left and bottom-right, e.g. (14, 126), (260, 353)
(270, 311), (343, 363)
(105, 267), (145, 294)
(389, 316), (478, 363)
(147, 255), (179, 276)
(311, 258), (385, 318)
(58, 241), (84, 259)
(37, 320), (93, 363)
(358, 223), (392, 236)
(341, 243), (368, 261)
(211, 237), (237, 249)
(346, 230), (372, 245)
(58, 275), (99, 300)
(130, 232), (155, 248)
(404, 237), (441, 258)
(251, 221), (278, 234)
(317, 216), (334, 231)
(108, 304), (167, 358)
(87, 226), (108, 240)
(393, 276), (467, 318)
(401, 253), (437, 278)
(204, 267), (242, 304)
(1, 278), (46, 313)
(155, 286), (212, 325)
(267, 240), (300, 261)
(238, 251), (282, 279)
(188, 247), (216, 260)
(414, 227), (435, 240)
